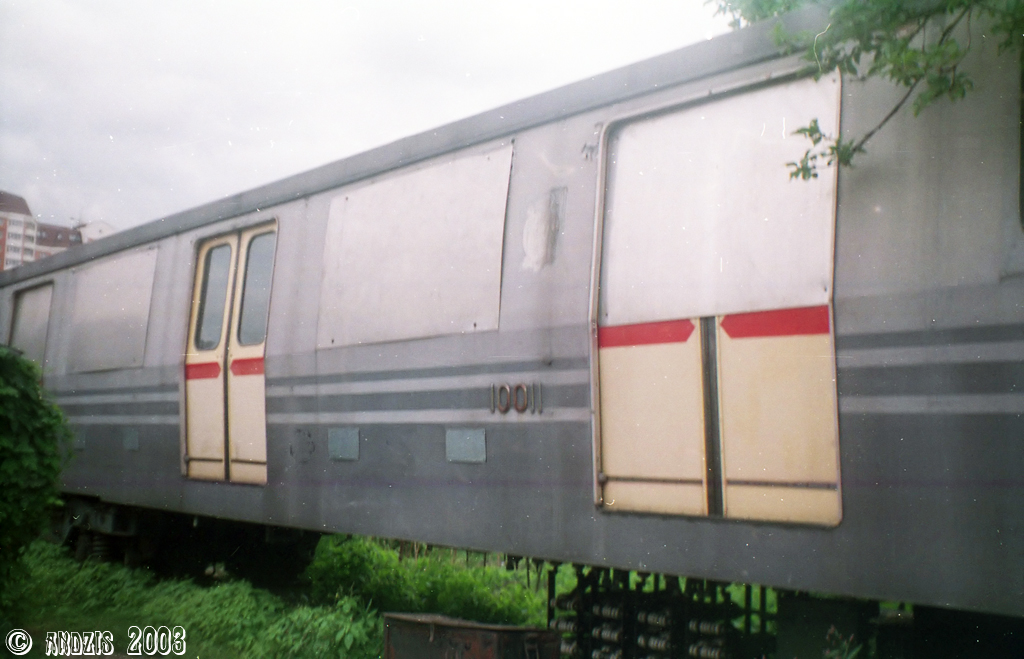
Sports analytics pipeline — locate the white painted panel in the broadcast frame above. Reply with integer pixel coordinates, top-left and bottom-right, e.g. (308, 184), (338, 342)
(317, 144), (513, 348)
(600, 75), (839, 326)
(69, 247), (158, 372)
(10, 284), (53, 364)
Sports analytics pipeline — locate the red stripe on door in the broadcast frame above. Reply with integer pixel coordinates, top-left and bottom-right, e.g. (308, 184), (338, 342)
(598, 319), (695, 348)
(185, 362), (221, 380)
(230, 357), (265, 376)
(720, 305), (830, 338)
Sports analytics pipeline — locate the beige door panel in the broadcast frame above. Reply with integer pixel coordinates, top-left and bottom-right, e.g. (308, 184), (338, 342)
(603, 482), (707, 516)
(597, 319), (706, 515)
(225, 225), (276, 485)
(715, 307), (841, 526)
(717, 332), (839, 483)
(724, 485), (840, 525)
(599, 340), (706, 481)
(184, 236), (238, 481)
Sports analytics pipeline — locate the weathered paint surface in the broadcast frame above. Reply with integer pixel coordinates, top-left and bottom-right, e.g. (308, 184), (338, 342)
(0, 9), (1020, 618)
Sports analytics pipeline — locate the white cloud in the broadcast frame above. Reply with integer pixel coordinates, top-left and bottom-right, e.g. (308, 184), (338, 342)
(0, 1), (729, 229)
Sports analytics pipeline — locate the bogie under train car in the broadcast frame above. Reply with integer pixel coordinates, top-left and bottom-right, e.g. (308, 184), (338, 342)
(2, 8), (1023, 655)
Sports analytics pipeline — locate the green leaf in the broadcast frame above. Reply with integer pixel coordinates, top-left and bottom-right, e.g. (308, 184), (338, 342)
(716, 0), (1021, 175)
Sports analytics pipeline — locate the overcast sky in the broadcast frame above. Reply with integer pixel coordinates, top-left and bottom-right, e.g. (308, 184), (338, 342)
(0, 1), (729, 230)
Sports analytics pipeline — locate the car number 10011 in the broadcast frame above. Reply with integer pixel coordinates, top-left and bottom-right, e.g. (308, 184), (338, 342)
(126, 626), (186, 656)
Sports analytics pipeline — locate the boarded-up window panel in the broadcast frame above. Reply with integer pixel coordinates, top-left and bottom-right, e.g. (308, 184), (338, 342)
(600, 74), (840, 327)
(597, 75), (842, 525)
(69, 248), (158, 372)
(10, 284), (53, 364)
(317, 144), (513, 348)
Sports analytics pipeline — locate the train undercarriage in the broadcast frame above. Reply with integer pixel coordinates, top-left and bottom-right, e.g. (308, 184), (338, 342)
(57, 497), (1024, 659)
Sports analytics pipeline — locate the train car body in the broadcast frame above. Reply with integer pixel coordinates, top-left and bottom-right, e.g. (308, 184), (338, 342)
(1, 10), (1022, 620)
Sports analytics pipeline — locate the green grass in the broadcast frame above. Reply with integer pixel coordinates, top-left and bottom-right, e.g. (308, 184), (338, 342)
(19, 535), (793, 658)
(9, 541), (381, 658)
(6, 537), (571, 658)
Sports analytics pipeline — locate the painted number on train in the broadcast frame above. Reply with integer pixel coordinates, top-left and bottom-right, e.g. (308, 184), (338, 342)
(490, 383), (542, 414)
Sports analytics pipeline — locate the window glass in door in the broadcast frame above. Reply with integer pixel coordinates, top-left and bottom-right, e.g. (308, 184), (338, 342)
(195, 245), (233, 350)
(237, 232), (275, 346)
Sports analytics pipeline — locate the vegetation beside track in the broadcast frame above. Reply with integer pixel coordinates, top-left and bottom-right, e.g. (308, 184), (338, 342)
(7, 536), (572, 658)
(0, 346), (70, 627)
(304, 534), (570, 626)
(11, 540), (380, 658)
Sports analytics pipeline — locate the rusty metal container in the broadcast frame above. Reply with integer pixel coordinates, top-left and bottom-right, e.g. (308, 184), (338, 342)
(383, 612), (560, 659)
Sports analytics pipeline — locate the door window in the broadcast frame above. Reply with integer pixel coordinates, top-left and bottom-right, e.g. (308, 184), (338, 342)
(237, 232), (275, 346)
(195, 244), (233, 350)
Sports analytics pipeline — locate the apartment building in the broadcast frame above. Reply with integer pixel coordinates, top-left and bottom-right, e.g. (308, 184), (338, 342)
(0, 190), (83, 270)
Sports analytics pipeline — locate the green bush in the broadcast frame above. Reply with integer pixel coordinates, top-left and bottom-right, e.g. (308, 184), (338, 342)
(405, 556), (543, 624)
(259, 598), (382, 658)
(305, 535), (416, 612)
(305, 536), (546, 625)
(0, 347), (70, 624)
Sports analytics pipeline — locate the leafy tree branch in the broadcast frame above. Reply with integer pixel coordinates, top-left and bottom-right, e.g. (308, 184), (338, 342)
(712, 0), (1024, 179)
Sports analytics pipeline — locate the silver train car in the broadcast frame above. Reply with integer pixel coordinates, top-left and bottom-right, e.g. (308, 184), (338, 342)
(2, 10), (1022, 626)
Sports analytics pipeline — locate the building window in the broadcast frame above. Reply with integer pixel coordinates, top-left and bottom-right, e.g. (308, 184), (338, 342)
(9, 219), (22, 227)
(23, 248), (33, 257)
(8, 232), (21, 241)
(7, 245), (20, 253)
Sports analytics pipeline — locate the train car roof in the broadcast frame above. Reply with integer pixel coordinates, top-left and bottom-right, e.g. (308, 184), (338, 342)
(0, 6), (828, 287)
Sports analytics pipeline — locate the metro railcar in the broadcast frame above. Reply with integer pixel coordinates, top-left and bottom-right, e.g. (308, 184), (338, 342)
(2, 7), (1022, 640)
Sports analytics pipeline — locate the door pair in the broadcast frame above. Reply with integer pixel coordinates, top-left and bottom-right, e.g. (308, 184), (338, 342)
(184, 224), (276, 484)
